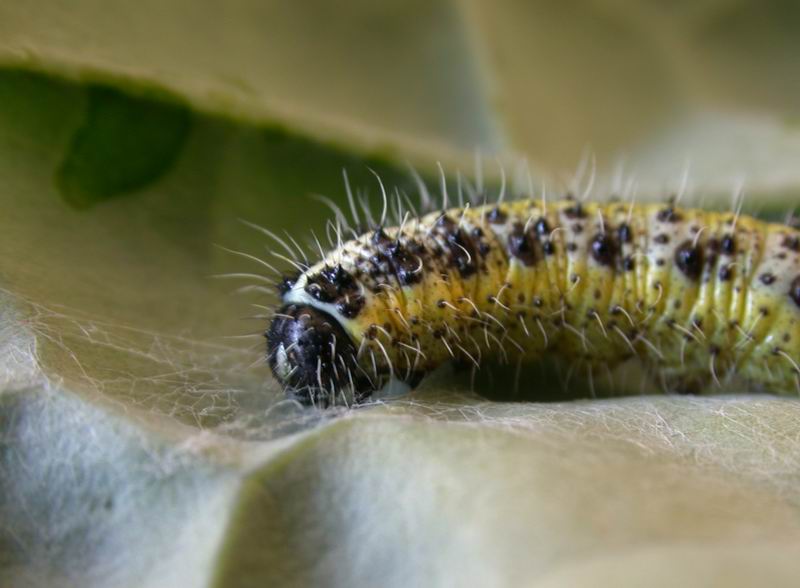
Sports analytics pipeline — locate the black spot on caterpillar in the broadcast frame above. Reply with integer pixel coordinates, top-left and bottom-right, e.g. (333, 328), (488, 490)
(263, 179), (800, 405)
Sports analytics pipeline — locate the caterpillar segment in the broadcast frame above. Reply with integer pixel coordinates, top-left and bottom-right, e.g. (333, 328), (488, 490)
(267, 198), (800, 404)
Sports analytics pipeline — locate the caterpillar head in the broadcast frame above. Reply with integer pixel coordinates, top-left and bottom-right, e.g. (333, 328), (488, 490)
(267, 304), (367, 404)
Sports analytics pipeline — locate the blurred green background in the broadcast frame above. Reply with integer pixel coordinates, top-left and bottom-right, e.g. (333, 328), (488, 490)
(2, 2), (800, 587)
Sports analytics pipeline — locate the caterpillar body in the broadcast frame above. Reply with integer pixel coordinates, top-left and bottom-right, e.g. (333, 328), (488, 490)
(267, 195), (800, 404)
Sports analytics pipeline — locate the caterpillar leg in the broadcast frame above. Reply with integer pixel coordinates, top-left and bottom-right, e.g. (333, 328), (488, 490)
(657, 367), (711, 396)
(376, 375), (417, 399)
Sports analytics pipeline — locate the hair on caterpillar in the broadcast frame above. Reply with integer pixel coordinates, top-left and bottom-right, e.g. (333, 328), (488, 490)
(216, 155), (800, 407)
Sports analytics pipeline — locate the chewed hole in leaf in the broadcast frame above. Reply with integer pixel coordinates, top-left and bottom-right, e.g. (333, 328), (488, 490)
(56, 85), (191, 209)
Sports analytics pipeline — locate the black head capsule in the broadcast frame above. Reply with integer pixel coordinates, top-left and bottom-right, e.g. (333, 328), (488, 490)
(267, 304), (368, 404)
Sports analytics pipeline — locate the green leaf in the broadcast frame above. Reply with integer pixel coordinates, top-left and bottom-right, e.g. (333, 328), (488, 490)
(0, 0), (502, 167)
(2, 2), (800, 587)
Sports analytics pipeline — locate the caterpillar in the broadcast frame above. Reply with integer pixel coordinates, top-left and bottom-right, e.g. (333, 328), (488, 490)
(265, 178), (800, 405)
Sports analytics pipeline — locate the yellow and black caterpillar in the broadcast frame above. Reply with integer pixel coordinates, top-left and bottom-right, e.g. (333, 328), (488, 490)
(267, 189), (800, 404)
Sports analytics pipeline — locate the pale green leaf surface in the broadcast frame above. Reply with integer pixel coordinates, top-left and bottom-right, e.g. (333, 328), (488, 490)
(462, 0), (800, 198)
(0, 0), (504, 168)
(1, 3), (800, 587)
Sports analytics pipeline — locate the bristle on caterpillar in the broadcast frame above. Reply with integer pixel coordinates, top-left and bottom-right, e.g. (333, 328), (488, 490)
(263, 177), (800, 406)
